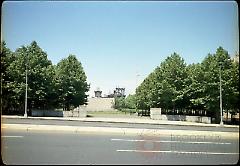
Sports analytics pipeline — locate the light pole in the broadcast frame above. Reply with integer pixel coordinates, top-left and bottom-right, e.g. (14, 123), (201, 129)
(24, 54), (28, 118)
(219, 65), (223, 126)
(135, 70), (140, 114)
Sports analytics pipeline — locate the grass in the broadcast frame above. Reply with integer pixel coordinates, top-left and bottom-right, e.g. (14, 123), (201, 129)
(87, 109), (138, 118)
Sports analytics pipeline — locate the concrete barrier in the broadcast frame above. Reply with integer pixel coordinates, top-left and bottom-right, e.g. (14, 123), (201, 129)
(32, 107), (87, 118)
(150, 108), (161, 117)
(31, 110), (63, 117)
(150, 110), (211, 124)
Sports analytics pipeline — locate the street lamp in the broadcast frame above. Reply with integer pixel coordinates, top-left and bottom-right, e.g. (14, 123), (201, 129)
(219, 65), (223, 126)
(135, 71), (140, 114)
(219, 58), (231, 126)
(24, 53), (28, 118)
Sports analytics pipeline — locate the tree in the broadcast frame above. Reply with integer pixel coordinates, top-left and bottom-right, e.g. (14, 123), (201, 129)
(1, 41), (16, 113)
(125, 94), (136, 109)
(200, 47), (233, 122)
(114, 97), (126, 110)
(185, 63), (206, 110)
(7, 41), (56, 111)
(135, 47), (239, 123)
(157, 53), (188, 110)
(136, 52), (188, 112)
(221, 54), (239, 117)
(55, 55), (89, 110)
(136, 76), (152, 110)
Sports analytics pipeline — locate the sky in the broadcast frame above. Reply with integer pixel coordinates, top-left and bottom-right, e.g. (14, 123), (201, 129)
(2, 1), (239, 97)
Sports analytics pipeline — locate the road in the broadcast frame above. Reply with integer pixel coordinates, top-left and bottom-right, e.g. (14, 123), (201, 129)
(2, 117), (239, 132)
(1, 118), (239, 165)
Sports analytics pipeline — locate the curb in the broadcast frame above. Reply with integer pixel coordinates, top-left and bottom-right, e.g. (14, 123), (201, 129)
(2, 123), (239, 139)
(1, 115), (239, 128)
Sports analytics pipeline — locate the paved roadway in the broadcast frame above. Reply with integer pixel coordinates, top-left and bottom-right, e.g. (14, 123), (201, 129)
(1, 118), (239, 165)
(2, 117), (239, 132)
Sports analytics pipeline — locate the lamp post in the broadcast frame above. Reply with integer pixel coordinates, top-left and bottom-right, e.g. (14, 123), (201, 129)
(24, 54), (28, 118)
(219, 65), (223, 126)
(135, 70), (140, 114)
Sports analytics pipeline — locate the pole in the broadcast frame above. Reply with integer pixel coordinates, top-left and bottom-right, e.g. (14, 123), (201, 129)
(135, 70), (139, 115)
(24, 62), (28, 118)
(219, 66), (223, 125)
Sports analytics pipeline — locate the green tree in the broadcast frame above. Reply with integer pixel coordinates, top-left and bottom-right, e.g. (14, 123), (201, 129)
(55, 55), (89, 110)
(1, 41), (16, 113)
(136, 76), (152, 110)
(185, 63), (206, 110)
(125, 94), (136, 109)
(200, 47), (233, 122)
(136, 52), (188, 112)
(7, 41), (56, 111)
(114, 97), (126, 110)
(159, 53), (188, 109)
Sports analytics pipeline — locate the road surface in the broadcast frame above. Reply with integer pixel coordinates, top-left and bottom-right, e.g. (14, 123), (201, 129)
(2, 117), (238, 132)
(1, 118), (239, 165)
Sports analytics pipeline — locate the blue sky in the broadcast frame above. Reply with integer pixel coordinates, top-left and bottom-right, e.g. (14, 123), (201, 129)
(2, 1), (238, 97)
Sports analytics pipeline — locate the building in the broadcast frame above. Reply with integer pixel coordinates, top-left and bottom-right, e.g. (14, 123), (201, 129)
(94, 90), (102, 98)
(113, 87), (125, 98)
(85, 87), (126, 111)
(85, 97), (115, 112)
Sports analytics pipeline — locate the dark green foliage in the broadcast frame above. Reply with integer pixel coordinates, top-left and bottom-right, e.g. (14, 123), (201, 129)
(136, 47), (239, 121)
(55, 55), (89, 110)
(1, 41), (89, 113)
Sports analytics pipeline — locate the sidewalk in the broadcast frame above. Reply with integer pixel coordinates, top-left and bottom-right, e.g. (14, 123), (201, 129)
(2, 115), (239, 128)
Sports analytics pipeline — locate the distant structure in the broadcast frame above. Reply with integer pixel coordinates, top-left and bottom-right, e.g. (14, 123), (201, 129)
(94, 87), (126, 98)
(94, 87), (102, 98)
(113, 87), (125, 98)
(86, 87), (125, 111)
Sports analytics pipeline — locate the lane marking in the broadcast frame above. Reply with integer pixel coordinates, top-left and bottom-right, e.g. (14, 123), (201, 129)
(116, 150), (239, 155)
(1, 136), (24, 138)
(111, 138), (231, 144)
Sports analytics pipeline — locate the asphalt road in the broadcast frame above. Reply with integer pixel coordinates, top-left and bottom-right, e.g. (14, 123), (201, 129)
(2, 117), (239, 132)
(1, 130), (239, 165)
(1, 128), (239, 164)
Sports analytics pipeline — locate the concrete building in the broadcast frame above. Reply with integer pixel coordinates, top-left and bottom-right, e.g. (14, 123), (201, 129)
(85, 87), (126, 111)
(85, 97), (115, 112)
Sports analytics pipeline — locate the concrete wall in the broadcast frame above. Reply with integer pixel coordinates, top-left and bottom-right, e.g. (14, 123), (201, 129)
(150, 108), (211, 124)
(150, 114), (211, 124)
(85, 97), (115, 111)
(32, 106), (87, 117)
(32, 110), (63, 117)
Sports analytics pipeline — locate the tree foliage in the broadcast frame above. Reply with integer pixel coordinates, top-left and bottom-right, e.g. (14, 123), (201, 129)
(136, 47), (239, 122)
(55, 55), (89, 110)
(114, 94), (136, 111)
(1, 41), (16, 111)
(1, 41), (89, 113)
(136, 53), (188, 110)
